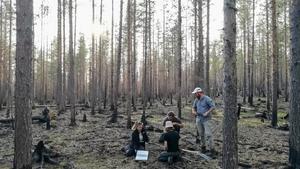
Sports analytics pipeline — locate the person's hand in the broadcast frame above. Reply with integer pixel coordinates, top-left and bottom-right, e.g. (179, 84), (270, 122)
(203, 111), (209, 117)
(173, 122), (178, 126)
(192, 110), (197, 116)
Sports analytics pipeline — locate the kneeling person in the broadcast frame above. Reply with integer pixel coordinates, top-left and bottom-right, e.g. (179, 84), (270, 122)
(123, 122), (149, 157)
(158, 121), (180, 163)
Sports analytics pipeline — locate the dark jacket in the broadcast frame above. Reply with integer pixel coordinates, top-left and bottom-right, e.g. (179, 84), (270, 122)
(131, 129), (149, 150)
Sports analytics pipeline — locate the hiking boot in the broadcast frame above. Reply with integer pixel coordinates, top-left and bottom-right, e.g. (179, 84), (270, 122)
(167, 156), (173, 165)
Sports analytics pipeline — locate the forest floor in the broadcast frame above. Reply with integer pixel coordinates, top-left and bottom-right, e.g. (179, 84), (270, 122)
(0, 97), (290, 169)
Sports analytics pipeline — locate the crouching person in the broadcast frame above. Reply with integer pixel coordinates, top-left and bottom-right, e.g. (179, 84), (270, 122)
(123, 122), (149, 157)
(158, 121), (180, 164)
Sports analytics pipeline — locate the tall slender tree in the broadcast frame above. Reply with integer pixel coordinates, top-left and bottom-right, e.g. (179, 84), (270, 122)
(284, 0), (288, 102)
(57, 0), (64, 113)
(289, 0), (300, 168)
(110, 0), (115, 111)
(7, 0), (13, 118)
(223, 0), (238, 168)
(69, 0), (76, 126)
(266, 0), (271, 112)
(126, 0), (132, 128)
(91, 0), (96, 115)
(205, 0), (210, 96)
(177, 0), (182, 119)
(196, 0), (204, 88)
(131, 0), (137, 111)
(14, 0), (33, 167)
(62, 0), (66, 110)
(271, 0), (278, 127)
(111, 0), (123, 123)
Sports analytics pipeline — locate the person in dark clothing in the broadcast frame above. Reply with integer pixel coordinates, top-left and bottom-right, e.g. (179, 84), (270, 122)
(158, 121), (181, 164)
(32, 107), (51, 129)
(162, 111), (184, 133)
(122, 122), (149, 157)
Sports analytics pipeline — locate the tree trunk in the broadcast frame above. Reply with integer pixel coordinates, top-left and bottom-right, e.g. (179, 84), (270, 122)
(243, 13), (247, 104)
(142, 0), (148, 124)
(147, 0), (152, 107)
(289, 1), (300, 167)
(62, 0), (66, 111)
(193, 0), (197, 87)
(126, 0), (132, 128)
(271, 0), (278, 127)
(177, 0), (182, 119)
(91, 0), (96, 115)
(57, 0), (64, 113)
(131, 0), (137, 112)
(196, 0), (204, 88)
(249, 0), (255, 106)
(109, 0), (114, 111)
(111, 0), (123, 123)
(69, 0), (76, 126)
(205, 0), (210, 96)
(223, 0), (238, 168)
(7, 0), (13, 118)
(266, 0), (271, 112)
(284, 1), (288, 102)
(14, 0), (33, 168)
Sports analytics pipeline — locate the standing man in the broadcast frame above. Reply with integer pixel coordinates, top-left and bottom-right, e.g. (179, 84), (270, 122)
(192, 87), (216, 155)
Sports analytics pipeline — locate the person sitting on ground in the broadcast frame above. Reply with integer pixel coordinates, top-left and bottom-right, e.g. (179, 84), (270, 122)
(162, 111), (184, 133)
(158, 121), (181, 163)
(122, 121), (149, 157)
(32, 107), (51, 129)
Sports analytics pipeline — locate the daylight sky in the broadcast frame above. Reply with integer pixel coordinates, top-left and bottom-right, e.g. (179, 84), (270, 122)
(33, 0), (224, 51)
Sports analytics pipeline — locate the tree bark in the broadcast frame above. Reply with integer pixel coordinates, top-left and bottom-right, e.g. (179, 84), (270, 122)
(111, 0), (123, 123)
(57, 0), (64, 113)
(284, 1), (288, 102)
(91, 0), (96, 115)
(266, 0), (271, 112)
(249, 0), (255, 106)
(131, 0), (137, 112)
(193, 0), (197, 87)
(69, 0), (76, 126)
(14, 0), (33, 168)
(223, 0), (238, 168)
(7, 0), (13, 118)
(271, 0), (278, 127)
(196, 0), (204, 88)
(109, 0), (114, 111)
(126, 0), (132, 128)
(289, 0), (300, 167)
(62, 0), (66, 111)
(205, 0), (210, 96)
(177, 0), (182, 119)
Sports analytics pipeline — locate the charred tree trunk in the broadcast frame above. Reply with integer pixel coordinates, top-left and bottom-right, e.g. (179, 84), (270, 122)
(69, 0), (76, 126)
(205, 0), (210, 96)
(111, 0), (123, 123)
(57, 0), (64, 114)
(266, 0), (271, 112)
(289, 0), (300, 168)
(223, 0), (238, 168)
(177, 0), (182, 119)
(271, 0), (278, 127)
(14, 0), (33, 167)
(126, 0), (132, 128)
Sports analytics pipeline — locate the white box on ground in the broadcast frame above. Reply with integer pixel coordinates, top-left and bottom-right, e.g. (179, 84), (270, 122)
(135, 150), (149, 161)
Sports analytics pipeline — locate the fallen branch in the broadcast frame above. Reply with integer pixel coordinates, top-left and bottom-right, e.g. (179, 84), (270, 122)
(181, 149), (212, 160)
